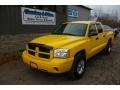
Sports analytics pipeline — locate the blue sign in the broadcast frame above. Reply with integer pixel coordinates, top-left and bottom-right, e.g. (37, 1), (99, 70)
(24, 9), (54, 17)
(67, 8), (79, 18)
(21, 7), (56, 25)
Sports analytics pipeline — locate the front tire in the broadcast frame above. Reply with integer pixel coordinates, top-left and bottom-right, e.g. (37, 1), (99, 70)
(69, 53), (86, 80)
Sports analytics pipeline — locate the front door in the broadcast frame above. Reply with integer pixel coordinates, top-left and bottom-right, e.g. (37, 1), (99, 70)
(87, 24), (99, 58)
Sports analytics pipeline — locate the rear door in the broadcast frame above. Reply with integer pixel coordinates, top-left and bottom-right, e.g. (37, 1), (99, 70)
(96, 23), (107, 51)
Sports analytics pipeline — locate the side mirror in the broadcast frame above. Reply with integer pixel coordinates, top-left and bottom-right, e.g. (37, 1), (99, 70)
(88, 32), (98, 37)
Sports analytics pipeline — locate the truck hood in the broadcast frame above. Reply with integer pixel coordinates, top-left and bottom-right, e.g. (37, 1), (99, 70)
(31, 34), (85, 48)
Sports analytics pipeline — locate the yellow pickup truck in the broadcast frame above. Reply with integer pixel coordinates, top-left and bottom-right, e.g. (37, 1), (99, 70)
(22, 21), (114, 80)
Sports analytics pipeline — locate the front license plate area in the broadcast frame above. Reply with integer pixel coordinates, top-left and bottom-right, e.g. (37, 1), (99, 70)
(30, 62), (38, 69)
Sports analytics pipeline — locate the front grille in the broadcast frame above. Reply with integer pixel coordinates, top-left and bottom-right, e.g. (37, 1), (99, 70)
(28, 43), (36, 50)
(27, 43), (53, 59)
(38, 46), (50, 53)
(39, 53), (50, 59)
(28, 50), (35, 56)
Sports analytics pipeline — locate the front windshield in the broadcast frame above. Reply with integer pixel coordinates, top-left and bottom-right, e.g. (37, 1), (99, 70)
(52, 23), (87, 36)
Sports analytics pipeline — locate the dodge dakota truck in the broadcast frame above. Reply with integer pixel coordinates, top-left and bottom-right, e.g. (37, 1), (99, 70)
(22, 21), (114, 80)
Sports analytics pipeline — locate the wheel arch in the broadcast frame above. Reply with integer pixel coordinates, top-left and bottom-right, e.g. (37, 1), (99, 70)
(108, 38), (112, 43)
(74, 49), (86, 60)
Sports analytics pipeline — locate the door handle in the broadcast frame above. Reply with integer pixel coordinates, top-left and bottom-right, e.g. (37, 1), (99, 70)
(103, 35), (106, 37)
(96, 37), (99, 40)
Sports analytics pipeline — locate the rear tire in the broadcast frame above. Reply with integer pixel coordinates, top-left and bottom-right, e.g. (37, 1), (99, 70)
(68, 53), (86, 80)
(104, 41), (112, 55)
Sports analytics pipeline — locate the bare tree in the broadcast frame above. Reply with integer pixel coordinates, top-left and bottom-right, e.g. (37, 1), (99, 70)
(92, 8), (120, 28)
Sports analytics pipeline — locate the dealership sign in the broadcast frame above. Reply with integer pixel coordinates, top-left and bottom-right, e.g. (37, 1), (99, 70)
(21, 7), (56, 25)
(67, 8), (79, 18)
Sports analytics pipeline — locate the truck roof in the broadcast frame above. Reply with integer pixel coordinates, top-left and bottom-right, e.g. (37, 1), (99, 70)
(64, 21), (100, 24)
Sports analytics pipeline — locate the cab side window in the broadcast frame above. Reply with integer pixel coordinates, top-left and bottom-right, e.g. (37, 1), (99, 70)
(89, 24), (97, 35)
(96, 24), (103, 33)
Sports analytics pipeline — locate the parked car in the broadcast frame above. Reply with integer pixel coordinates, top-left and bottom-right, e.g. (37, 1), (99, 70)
(22, 21), (114, 80)
(113, 28), (119, 37)
(103, 25), (113, 32)
(103, 25), (119, 38)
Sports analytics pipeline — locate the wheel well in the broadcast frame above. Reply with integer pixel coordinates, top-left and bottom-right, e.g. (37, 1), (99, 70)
(108, 38), (112, 43)
(74, 50), (86, 60)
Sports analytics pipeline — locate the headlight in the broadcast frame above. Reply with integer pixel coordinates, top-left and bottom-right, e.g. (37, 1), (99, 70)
(54, 49), (69, 58)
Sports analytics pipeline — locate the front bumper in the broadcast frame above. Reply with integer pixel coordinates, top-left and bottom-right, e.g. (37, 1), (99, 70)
(22, 51), (74, 73)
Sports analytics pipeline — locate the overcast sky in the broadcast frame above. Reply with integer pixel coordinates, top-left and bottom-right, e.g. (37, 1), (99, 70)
(88, 5), (120, 18)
